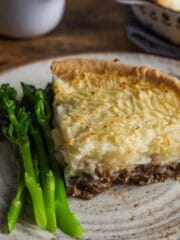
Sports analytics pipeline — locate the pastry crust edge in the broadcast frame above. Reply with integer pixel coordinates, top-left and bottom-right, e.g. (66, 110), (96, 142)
(51, 58), (180, 93)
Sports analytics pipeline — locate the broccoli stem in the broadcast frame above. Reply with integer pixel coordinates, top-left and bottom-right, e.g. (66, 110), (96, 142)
(25, 173), (46, 228)
(31, 128), (49, 178)
(6, 172), (25, 233)
(40, 113), (83, 237)
(31, 127), (57, 232)
(41, 126), (58, 173)
(19, 139), (36, 179)
(1, 144), (25, 233)
(55, 174), (84, 237)
(19, 139), (47, 229)
(44, 170), (56, 232)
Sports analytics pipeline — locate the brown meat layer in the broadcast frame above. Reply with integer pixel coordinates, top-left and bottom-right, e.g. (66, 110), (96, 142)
(68, 163), (180, 199)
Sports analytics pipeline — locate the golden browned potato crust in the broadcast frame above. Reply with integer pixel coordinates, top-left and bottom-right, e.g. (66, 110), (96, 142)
(51, 58), (180, 93)
(51, 58), (180, 199)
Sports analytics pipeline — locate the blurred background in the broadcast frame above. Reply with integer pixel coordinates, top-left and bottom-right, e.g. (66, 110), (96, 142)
(0, 0), (179, 73)
(0, 0), (137, 72)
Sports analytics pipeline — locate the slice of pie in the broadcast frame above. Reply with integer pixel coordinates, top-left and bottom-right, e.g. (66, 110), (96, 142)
(51, 59), (180, 199)
(156, 0), (180, 11)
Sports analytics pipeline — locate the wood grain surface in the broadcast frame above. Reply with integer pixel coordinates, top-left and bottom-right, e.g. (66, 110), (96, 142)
(0, 0), (139, 73)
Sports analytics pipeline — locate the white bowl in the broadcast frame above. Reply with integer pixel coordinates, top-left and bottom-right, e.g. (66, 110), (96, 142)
(131, 4), (180, 46)
(0, 0), (65, 38)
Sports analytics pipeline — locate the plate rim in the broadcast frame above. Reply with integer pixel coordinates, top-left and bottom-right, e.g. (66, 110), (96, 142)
(0, 52), (179, 240)
(0, 52), (180, 77)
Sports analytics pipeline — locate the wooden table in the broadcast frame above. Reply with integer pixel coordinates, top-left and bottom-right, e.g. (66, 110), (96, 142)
(0, 0), (140, 73)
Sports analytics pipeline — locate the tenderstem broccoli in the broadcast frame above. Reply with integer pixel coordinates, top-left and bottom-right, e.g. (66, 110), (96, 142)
(22, 83), (57, 232)
(21, 83), (83, 238)
(0, 84), (47, 229)
(6, 146), (25, 233)
(0, 82), (83, 237)
(29, 125), (57, 232)
(0, 86), (25, 233)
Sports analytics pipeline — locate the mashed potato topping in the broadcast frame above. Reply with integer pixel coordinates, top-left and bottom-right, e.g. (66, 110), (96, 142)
(52, 69), (180, 182)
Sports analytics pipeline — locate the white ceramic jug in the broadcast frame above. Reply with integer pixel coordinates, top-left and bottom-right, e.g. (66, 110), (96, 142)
(0, 0), (65, 38)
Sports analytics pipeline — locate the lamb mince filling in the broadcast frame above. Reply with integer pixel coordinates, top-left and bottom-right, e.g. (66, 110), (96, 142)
(52, 60), (180, 199)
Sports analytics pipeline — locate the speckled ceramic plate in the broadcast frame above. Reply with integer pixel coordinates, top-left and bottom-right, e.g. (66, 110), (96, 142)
(0, 53), (179, 240)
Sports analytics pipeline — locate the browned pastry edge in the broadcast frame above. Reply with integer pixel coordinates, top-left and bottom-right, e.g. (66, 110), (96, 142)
(68, 163), (180, 199)
(51, 58), (180, 93)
